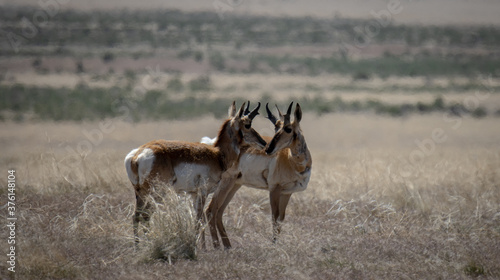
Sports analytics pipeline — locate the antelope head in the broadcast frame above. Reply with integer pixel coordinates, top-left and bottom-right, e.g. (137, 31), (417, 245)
(265, 101), (303, 155)
(227, 101), (267, 150)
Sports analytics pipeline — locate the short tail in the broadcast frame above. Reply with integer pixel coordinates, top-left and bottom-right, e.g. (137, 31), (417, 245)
(200, 136), (217, 145)
(125, 149), (139, 185)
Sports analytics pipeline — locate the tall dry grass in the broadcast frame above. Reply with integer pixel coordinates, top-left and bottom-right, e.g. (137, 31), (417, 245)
(135, 186), (198, 264)
(0, 114), (499, 279)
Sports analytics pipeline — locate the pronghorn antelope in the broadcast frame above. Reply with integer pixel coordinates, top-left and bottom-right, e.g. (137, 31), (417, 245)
(124, 101), (267, 246)
(206, 102), (312, 249)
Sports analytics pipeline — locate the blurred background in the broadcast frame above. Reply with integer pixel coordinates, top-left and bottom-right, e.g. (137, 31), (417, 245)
(0, 0), (499, 121)
(1, 2), (500, 278)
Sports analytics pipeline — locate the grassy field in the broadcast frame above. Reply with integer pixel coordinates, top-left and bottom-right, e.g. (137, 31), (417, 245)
(0, 113), (499, 279)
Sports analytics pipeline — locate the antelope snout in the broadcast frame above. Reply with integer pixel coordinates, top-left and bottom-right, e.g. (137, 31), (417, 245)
(251, 129), (268, 149)
(265, 142), (276, 155)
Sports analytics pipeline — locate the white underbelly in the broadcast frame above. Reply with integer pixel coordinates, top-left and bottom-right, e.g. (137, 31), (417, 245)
(173, 163), (218, 193)
(233, 153), (312, 194)
(237, 175), (269, 190)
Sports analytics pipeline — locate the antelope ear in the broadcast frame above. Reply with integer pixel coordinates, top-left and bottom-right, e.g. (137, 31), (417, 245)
(228, 101), (237, 118)
(294, 103), (302, 123)
(275, 104), (284, 120)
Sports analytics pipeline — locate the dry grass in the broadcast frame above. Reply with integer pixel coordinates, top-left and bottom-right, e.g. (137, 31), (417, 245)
(0, 114), (499, 279)
(136, 186), (198, 264)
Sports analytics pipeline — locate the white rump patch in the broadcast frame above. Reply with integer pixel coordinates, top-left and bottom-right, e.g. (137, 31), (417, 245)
(136, 148), (155, 185)
(200, 136), (217, 145)
(124, 148), (139, 185)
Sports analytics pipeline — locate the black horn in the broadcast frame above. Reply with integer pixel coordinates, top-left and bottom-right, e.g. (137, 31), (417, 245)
(237, 101), (246, 118)
(283, 101), (293, 123)
(248, 102), (261, 120)
(286, 101), (294, 116)
(266, 103), (278, 124)
(244, 101), (251, 115)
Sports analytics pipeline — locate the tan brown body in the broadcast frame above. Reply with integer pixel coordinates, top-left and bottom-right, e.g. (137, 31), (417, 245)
(207, 102), (312, 249)
(237, 141), (311, 194)
(125, 102), (266, 247)
(126, 140), (224, 214)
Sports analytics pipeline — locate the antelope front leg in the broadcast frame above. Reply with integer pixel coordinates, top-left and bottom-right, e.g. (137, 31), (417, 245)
(207, 190), (225, 249)
(269, 186), (282, 243)
(206, 203), (221, 248)
(278, 194), (292, 222)
(206, 178), (232, 248)
(217, 183), (242, 249)
(208, 166), (240, 249)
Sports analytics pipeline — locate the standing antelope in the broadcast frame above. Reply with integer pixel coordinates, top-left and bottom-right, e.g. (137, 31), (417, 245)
(124, 101), (267, 246)
(206, 102), (312, 249)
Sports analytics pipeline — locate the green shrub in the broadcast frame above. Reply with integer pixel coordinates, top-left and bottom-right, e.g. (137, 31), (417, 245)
(177, 49), (193, 60)
(194, 51), (204, 62)
(352, 71), (370, 81)
(76, 60), (84, 73)
(189, 76), (212, 92)
(102, 52), (115, 63)
(209, 52), (226, 71)
(167, 76), (184, 92)
(463, 261), (485, 277)
(472, 107), (487, 118)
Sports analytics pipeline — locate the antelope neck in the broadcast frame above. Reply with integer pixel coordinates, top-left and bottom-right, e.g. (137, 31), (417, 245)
(288, 134), (311, 173)
(214, 119), (240, 171)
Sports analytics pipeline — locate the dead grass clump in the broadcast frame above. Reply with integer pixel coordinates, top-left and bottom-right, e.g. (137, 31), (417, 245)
(136, 186), (198, 264)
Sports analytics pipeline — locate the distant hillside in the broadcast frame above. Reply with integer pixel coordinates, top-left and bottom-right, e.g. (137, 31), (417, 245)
(1, 0), (500, 25)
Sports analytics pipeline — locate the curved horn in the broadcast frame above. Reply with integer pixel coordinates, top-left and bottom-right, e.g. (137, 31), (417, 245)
(286, 101), (294, 116)
(237, 101), (246, 118)
(282, 101), (293, 123)
(266, 103), (278, 124)
(248, 102), (261, 120)
(244, 101), (251, 115)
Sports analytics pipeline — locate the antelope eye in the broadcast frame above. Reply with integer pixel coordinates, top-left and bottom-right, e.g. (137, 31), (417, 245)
(284, 127), (292, 133)
(245, 124), (251, 129)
